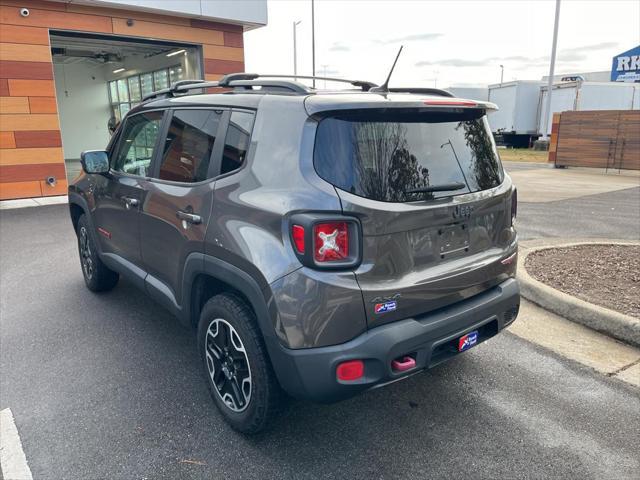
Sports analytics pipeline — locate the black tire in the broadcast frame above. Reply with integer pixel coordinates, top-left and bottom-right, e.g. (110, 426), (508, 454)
(197, 293), (283, 434)
(76, 214), (119, 292)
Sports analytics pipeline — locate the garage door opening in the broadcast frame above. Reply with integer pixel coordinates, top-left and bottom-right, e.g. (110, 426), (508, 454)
(50, 32), (202, 183)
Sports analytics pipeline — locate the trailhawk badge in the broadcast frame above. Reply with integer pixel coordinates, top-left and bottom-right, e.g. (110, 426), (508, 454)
(374, 301), (397, 314)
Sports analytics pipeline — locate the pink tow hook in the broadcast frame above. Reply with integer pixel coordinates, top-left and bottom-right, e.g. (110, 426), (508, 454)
(391, 356), (416, 372)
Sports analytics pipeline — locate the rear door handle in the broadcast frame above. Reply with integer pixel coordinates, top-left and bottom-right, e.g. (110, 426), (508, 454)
(123, 196), (139, 209)
(177, 210), (202, 224)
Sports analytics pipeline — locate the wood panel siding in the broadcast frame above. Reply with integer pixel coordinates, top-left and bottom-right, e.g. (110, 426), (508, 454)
(0, 0), (245, 200)
(0, 24), (50, 45)
(203, 44), (244, 62)
(112, 17), (224, 45)
(0, 162), (65, 181)
(40, 177), (67, 196)
(223, 32), (243, 48)
(28, 96), (57, 113)
(0, 96), (30, 113)
(0, 42), (51, 61)
(0, 179), (42, 199)
(0, 131), (15, 148)
(0, 113), (59, 131)
(555, 110), (640, 170)
(204, 59), (245, 76)
(0, 147), (64, 165)
(0, 60), (53, 79)
(7, 79), (55, 96)
(14, 130), (61, 148)
(0, 6), (113, 32)
(190, 19), (243, 33)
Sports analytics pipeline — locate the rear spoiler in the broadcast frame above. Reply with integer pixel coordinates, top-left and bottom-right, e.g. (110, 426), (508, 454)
(304, 96), (498, 116)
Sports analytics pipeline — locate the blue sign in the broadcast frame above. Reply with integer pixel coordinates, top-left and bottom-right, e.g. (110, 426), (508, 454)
(611, 45), (640, 82)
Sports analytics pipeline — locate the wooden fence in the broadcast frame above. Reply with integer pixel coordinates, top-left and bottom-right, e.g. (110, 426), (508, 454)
(551, 110), (639, 170)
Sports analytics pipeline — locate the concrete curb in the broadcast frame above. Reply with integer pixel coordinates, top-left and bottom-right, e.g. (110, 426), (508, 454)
(517, 239), (640, 347)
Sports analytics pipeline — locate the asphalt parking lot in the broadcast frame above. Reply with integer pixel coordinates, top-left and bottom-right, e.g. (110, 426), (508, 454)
(1, 194), (639, 479)
(502, 162), (640, 241)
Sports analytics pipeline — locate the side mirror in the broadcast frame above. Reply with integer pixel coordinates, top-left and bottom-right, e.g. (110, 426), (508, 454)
(80, 150), (110, 174)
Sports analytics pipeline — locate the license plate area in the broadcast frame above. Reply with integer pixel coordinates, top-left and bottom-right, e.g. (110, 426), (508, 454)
(438, 224), (470, 258)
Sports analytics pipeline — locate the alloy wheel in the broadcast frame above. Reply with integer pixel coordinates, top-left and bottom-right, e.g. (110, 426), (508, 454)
(79, 226), (94, 280)
(205, 318), (252, 412)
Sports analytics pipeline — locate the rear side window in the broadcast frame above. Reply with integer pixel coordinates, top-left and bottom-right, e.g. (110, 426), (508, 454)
(314, 110), (504, 202)
(221, 111), (255, 175)
(158, 109), (221, 183)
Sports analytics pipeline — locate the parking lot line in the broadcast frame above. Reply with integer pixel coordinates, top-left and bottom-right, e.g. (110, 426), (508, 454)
(0, 409), (33, 480)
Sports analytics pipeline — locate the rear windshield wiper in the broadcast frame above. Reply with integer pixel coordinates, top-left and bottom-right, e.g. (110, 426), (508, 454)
(405, 182), (466, 194)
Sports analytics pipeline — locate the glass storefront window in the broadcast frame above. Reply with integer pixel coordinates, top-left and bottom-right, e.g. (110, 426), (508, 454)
(169, 66), (184, 84)
(153, 70), (169, 90)
(128, 77), (141, 102)
(108, 66), (182, 124)
(140, 73), (154, 98)
(116, 79), (129, 103)
(109, 81), (119, 104)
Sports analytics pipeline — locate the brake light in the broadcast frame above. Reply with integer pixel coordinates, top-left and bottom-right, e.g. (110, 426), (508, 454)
(314, 222), (349, 262)
(423, 99), (477, 107)
(511, 188), (518, 225)
(336, 360), (364, 381)
(291, 225), (305, 253)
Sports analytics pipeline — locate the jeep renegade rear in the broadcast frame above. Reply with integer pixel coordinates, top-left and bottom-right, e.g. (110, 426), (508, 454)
(69, 73), (519, 433)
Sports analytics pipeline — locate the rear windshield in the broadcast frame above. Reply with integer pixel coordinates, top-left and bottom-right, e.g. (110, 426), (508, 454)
(313, 109), (504, 202)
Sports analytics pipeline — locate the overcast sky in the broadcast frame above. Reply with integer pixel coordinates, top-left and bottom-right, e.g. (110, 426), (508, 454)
(245, 0), (640, 88)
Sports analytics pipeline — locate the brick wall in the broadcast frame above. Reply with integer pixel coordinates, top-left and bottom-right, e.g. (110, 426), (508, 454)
(0, 0), (244, 200)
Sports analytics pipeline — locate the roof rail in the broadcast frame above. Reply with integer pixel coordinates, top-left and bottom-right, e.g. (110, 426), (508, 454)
(388, 87), (455, 97)
(141, 73), (380, 101)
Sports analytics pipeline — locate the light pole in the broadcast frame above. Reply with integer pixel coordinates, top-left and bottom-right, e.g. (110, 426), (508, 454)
(293, 20), (301, 79)
(500, 64), (504, 86)
(542, 0), (561, 140)
(311, 0), (316, 87)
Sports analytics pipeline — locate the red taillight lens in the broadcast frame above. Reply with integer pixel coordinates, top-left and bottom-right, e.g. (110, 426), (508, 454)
(314, 222), (349, 262)
(423, 99), (477, 106)
(336, 360), (364, 381)
(292, 224), (305, 253)
(511, 188), (518, 225)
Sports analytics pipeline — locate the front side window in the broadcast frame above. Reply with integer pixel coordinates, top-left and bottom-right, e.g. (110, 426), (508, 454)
(158, 110), (221, 183)
(314, 110), (504, 202)
(112, 110), (163, 176)
(221, 111), (255, 175)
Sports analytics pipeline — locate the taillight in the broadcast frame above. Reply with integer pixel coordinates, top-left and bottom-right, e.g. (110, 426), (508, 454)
(292, 225), (305, 253)
(423, 99), (477, 107)
(289, 214), (361, 269)
(511, 188), (518, 225)
(314, 222), (349, 262)
(336, 360), (364, 381)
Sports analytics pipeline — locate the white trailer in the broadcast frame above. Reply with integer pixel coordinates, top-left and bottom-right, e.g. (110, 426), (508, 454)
(487, 80), (543, 147)
(538, 81), (640, 136)
(447, 86), (488, 101)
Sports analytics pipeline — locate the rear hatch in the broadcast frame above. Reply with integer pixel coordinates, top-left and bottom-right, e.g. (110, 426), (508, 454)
(311, 100), (517, 327)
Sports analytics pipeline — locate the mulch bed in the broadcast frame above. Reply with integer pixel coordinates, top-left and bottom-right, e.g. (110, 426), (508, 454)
(525, 244), (640, 318)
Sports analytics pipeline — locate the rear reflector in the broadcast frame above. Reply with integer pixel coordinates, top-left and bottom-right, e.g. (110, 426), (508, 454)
(314, 222), (349, 262)
(501, 252), (517, 265)
(336, 360), (364, 381)
(423, 99), (477, 107)
(291, 225), (305, 254)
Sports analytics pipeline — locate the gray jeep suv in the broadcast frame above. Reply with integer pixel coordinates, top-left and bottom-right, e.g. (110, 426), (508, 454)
(69, 73), (519, 433)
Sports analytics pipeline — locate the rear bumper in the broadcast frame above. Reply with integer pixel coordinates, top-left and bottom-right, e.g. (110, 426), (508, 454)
(267, 278), (520, 402)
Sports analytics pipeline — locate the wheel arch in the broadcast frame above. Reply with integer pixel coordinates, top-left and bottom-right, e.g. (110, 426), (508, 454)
(187, 256), (276, 341)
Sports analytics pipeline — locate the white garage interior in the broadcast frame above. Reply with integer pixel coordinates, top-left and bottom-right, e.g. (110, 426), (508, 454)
(50, 32), (202, 181)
